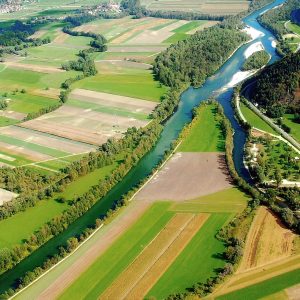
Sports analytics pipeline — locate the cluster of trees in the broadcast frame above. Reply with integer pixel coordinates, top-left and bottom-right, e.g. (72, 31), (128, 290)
(242, 50), (270, 71)
(0, 20), (50, 56)
(23, 102), (62, 121)
(0, 99), (7, 109)
(245, 51), (300, 118)
(153, 26), (248, 87)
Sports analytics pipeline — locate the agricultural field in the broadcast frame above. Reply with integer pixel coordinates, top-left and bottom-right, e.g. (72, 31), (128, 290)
(0, 188), (18, 206)
(214, 207), (300, 300)
(0, 162), (118, 249)
(141, 0), (249, 15)
(58, 193), (245, 300)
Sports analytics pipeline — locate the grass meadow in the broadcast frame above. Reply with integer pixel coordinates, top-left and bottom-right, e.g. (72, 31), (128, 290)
(178, 104), (225, 152)
(240, 102), (276, 134)
(73, 71), (167, 102)
(0, 163), (117, 249)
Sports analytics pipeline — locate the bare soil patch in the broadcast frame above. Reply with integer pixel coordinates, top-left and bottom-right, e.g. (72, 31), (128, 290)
(3, 62), (64, 74)
(20, 105), (147, 146)
(238, 206), (296, 272)
(37, 200), (152, 300)
(0, 110), (26, 120)
(52, 31), (69, 44)
(124, 214), (209, 300)
(29, 30), (46, 39)
(70, 89), (156, 114)
(135, 152), (233, 202)
(286, 283), (300, 300)
(0, 188), (18, 206)
(0, 126), (94, 154)
(100, 213), (208, 299)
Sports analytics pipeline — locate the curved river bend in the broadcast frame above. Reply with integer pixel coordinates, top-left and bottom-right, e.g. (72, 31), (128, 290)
(0, 0), (285, 292)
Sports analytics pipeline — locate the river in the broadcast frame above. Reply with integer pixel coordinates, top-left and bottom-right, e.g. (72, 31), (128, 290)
(0, 0), (286, 293)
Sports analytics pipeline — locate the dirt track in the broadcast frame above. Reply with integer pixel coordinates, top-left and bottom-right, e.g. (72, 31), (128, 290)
(135, 152), (233, 201)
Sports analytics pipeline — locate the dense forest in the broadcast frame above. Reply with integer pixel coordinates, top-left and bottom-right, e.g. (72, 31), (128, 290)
(245, 52), (300, 118)
(153, 26), (248, 87)
(242, 50), (270, 71)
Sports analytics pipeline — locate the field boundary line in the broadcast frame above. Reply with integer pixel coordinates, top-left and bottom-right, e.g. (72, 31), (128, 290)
(9, 224), (104, 300)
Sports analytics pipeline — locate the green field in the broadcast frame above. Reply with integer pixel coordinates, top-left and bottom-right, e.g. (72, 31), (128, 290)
(0, 116), (19, 127)
(217, 268), (300, 300)
(0, 163), (117, 249)
(282, 114), (300, 142)
(178, 104), (225, 152)
(73, 71), (167, 102)
(286, 21), (300, 35)
(240, 102), (276, 134)
(7, 93), (58, 114)
(164, 21), (206, 43)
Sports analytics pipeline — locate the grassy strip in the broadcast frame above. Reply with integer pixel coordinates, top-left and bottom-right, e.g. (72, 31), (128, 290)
(0, 116), (19, 127)
(216, 268), (300, 300)
(177, 103), (225, 152)
(240, 102), (276, 134)
(73, 72), (167, 102)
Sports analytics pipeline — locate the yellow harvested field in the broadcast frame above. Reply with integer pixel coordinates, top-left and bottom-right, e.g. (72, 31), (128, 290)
(29, 30), (46, 39)
(100, 213), (208, 299)
(238, 206), (296, 272)
(52, 31), (69, 44)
